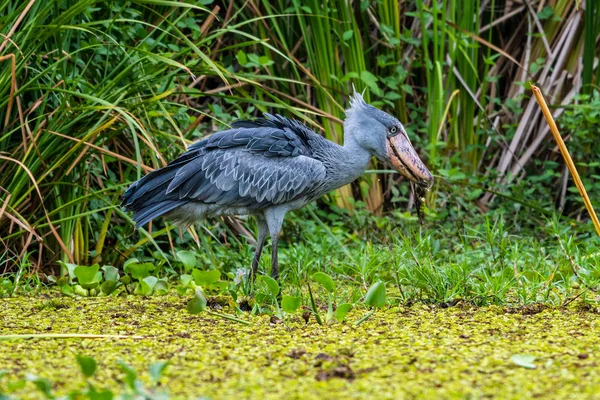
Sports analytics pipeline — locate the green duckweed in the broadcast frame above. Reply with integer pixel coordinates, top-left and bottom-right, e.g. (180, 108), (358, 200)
(1, 295), (599, 399)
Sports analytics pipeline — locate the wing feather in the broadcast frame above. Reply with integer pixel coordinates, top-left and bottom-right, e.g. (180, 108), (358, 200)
(123, 113), (328, 225)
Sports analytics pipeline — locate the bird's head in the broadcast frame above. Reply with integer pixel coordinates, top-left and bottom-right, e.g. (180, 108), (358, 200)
(344, 90), (433, 189)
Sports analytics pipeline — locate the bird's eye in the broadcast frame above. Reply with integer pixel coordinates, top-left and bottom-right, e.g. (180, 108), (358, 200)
(389, 126), (398, 135)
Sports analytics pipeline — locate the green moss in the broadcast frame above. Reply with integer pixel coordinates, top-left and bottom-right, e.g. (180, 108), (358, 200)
(1, 295), (599, 399)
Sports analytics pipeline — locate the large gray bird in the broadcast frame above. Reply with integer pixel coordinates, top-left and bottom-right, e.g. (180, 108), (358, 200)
(122, 91), (433, 280)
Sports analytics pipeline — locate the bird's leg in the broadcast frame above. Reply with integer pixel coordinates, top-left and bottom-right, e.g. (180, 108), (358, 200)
(271, 234), (279, 281)
(265, 209), (286, 282)
(250, 216), (268, 282)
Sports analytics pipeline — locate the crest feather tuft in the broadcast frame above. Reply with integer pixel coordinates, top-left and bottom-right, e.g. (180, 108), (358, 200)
(346, 85), (368, 116)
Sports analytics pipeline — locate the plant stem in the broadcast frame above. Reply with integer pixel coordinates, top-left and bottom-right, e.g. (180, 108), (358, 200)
(354, 310), (375, 326)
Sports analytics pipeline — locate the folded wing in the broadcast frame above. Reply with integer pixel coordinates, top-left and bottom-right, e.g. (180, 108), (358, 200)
(122, 114), (326, 227)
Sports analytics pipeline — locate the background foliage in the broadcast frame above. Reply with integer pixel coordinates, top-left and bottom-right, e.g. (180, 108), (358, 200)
(0, 0), (599, 278)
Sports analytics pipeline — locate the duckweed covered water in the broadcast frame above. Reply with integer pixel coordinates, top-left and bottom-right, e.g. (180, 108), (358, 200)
(1, 295), (599, 399)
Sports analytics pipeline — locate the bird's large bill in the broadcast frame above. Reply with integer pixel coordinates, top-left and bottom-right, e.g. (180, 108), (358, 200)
(386, 134), (434, 189)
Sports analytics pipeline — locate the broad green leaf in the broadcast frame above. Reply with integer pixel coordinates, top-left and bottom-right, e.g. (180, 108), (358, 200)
(176, 250), (197, 270)
(74, 265), (101, 289)
(123, 258), (140, 268)
(87, 388), (114, 400)
(510, 354), (537, 369)
(76, 355), (97, 378)
(258, 55), (274, 66)
(149, 361), (169, 384)
(236, 50), (247, 66)
(180, 274), (193, 287)
(259, 275), (280, 297)
(125, 262), (155, 280)
(192, 269), (221, 287)
(342, 30), (354, 41)
(61, 285), (74, 297)
(187, 288), (207, 314)
(56, 276), (69, 287)
(255, 293), (269, 305)
(101, 265), (119, 282)
(281, 295), (302, 313)
(537, 5), (553, 20)
(335, 303), (353, 322)
(154, 280), (169, 296)
(312, 272), (335, 293)
(117, 360), (138, 390)
(73, 285), (88, 297)
(100, 280), (117, 295)
(360, 70), (380, 94)
(364, 281), (386, 308)
(141, 276), (158, 296)
(58, 261), (78, 281)
(25, 374), (53, 398)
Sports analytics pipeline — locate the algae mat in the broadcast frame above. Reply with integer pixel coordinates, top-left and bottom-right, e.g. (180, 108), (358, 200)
(1, 296), (599, 399)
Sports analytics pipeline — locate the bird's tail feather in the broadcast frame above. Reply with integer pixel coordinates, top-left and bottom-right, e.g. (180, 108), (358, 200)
(132, 199), (186, 228)
(122, 152), (202, 227)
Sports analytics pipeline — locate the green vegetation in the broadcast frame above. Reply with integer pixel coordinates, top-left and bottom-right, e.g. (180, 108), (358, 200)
(1, 0), (600, 398)
(2, 295), (600, 399)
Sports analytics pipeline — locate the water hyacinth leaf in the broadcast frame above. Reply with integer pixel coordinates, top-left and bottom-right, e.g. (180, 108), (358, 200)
(214, 281), (228, 292)
(187, 288), (207, 314)
(335, 303), (353, 322)
(87, 388), (114, 400)
(255, 293), (269, 305)
(176, 286), (188, 296)
(180, 274), (193, 287)
(123, 258), (140, 268)
(192, 269), (221, 287)
(154, 279), (169, 295)
(25, 374), (53, 398)
(125, 262), (155, 280)
(56, 275), (69, 287)
(73, 285), (88, 297)
(149, 361), (169, 384)
(74, 265), (102, 289)
(510, 354), (537, 369)
(58, 261), (78, 281)
(101, 265), (119, 282)
(312, 272), (335, 293)
(117, 360), (138, 390)
(259, 275), (280, 297)
(281, 295), (302, 313)
(76, 355), (97, 378)
(100, 280), (118, 295)
(141, 276), (158, 296)
(176, 250), (197, 270)
(61, 285), (74, 297)
(152, 250), (167, 262)
(364, 281), (386, 308)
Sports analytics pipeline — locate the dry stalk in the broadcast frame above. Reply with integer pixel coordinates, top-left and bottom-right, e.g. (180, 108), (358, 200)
(530, 84), (600, 237)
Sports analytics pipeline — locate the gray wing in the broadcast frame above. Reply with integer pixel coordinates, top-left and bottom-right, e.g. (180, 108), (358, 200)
(122, 114), (328, 226)
(165, 148), (326, 207)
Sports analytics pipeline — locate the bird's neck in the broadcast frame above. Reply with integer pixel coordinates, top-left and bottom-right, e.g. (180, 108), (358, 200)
(323, 134), (372, 186)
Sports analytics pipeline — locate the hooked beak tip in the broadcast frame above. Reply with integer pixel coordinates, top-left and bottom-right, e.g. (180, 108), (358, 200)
(419, 173), (434, 189)
(386, 138), (433, 189)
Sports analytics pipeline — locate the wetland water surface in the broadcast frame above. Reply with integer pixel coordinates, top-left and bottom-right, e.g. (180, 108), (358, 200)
(1, 295), (599, 399)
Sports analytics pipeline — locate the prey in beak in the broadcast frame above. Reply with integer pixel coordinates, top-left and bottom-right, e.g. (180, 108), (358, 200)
(385, 128), (434, 189)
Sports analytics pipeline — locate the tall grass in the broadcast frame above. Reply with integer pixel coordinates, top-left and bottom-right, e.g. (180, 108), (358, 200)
(0, 0), (313, 269)
(0, 0), (597, 269)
